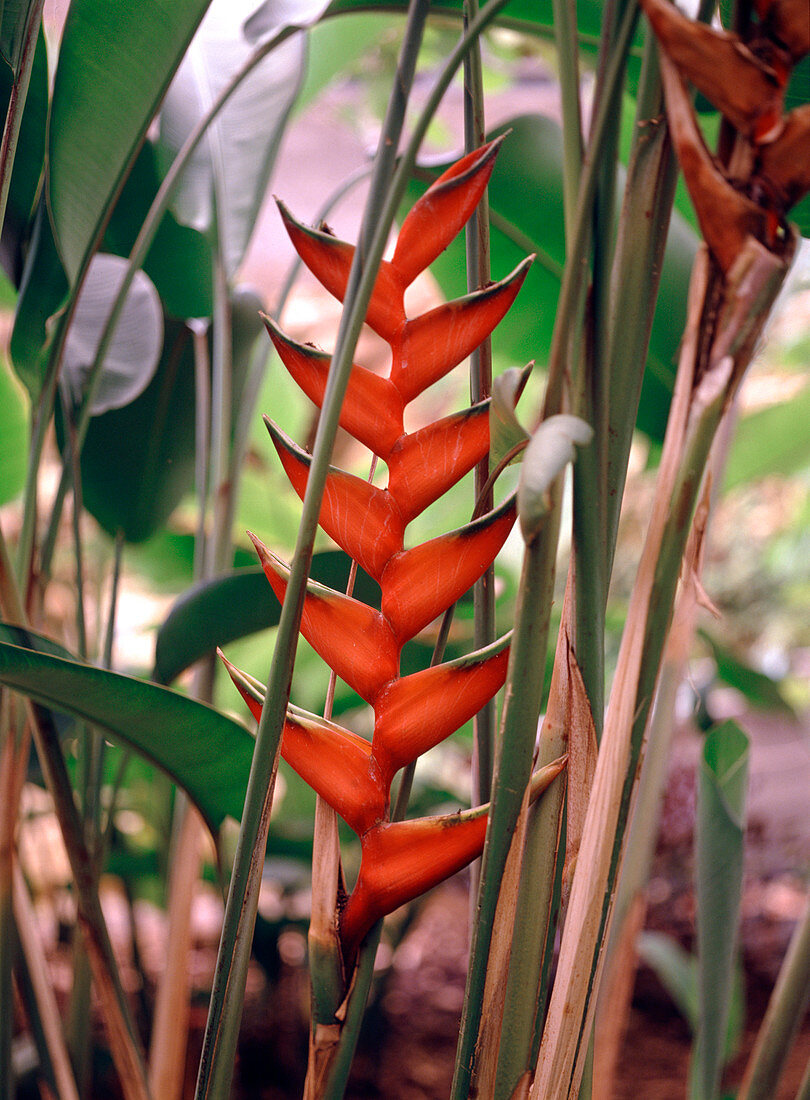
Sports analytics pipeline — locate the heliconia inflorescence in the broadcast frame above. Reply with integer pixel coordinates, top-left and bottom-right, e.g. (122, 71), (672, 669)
(225, 139), (549, 964)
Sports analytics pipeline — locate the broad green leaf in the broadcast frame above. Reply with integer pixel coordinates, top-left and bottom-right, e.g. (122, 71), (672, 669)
(517, 414), (592, 541)
(0, 354), (28, 505)
(158, 0), (329, 278)
(61, 254), (163, 416)
(73, 290), (262, 544)
(490, 363), (531, 469)
(724, 382), (810, 489)
(102, 140), (214, 320)
(700, 629), (795, 718)
(0, 638), (254, 833)
(47, 0), (214, 284)
(405, 115), (697, 442)
(692, 720), (749, 1100)
(785, 57), (810, 237)
(154, 550), (381, 684)
(67, 317), (198, 543)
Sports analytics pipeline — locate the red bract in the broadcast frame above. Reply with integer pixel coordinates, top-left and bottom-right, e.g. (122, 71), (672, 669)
(227, 140), (534, 962)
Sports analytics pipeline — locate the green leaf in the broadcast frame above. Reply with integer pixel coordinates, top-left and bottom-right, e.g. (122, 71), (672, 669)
(0, 354), (28, 505)
(9, 198), (68, 402)
(517, 414), (592, 541)
(158, 0), (329, 278)
(0, 636), (254, 833)
(724, 382), (810, 490)
(700, 629), (795, 718)
(47, 0), (214, 284)
(65, 317), (197, 543)
(692, 720), (749, 1100)
(102, 140), (214, 320)
(295, 12), (390, 113)
(154, 550), (381, 684)
(61, 254), (163, 416)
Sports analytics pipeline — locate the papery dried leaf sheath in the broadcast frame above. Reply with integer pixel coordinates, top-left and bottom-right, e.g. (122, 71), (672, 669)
(641, 0), (810, 275)
(228, 141), (536, 960)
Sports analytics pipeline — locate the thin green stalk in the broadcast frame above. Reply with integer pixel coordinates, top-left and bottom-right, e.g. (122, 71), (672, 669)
(462, 0), (497, 810)
(565, 0), (631, 748)
(492, 738), (566, 1097)
(197, 3), (524, 1094)
(540, 0), (640, 423)
(451, 490), (563, 1099)
(0, 0), (45, 237)
(604, 0), (715, 561)
(551, 0), (583, 243)
(193, 6), (432, 1095)
(207, 253), (233, 576)
(532, 237), (793, 1096)
(737, 896), (810, 1100)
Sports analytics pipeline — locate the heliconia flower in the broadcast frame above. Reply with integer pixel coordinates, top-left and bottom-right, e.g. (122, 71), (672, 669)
(641, 0), (810, 273)
(224, 640), (566, 962)
(227, 141), (543, 963)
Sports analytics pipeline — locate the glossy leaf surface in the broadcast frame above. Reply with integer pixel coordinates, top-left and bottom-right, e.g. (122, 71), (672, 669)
(48, 0), (213, 282)
(0, 640), (254, 832)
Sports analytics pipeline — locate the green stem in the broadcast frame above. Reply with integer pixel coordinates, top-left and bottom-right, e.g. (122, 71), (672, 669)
(540, 0), (639, 422)
(207, 253), (233, 576)
(320, 926), (383, 1100)
(451, 491), (563, 1099)
(462, 0), (497, 811)
(551, 0), (583, 243)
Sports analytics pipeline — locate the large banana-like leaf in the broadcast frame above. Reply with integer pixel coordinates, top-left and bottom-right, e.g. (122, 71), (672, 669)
(48, 0), (216, 284)
(0, 631), (254, 834)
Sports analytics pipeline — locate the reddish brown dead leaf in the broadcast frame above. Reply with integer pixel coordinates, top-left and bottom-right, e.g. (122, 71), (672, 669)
(660, 55), (770, 272)
(754, 0), (810, 62)
(641, 0), (786, 138)
(756, 103), (810, 212)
